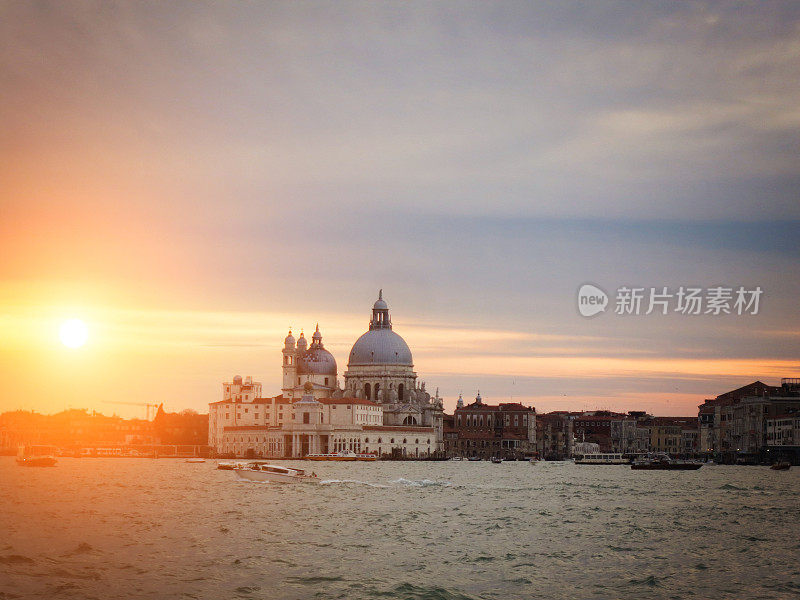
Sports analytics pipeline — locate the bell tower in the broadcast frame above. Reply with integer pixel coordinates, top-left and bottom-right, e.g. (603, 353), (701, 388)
(282, 329), (297, 395)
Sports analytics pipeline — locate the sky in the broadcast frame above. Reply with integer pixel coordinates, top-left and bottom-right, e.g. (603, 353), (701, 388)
(1, 1), (799, 418)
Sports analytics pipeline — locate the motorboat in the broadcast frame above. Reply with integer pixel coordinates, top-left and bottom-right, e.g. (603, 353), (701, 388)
(234, 463), (319, 483)
(16, 445), (57, 467)
(217, 461), (246, 470)
(490, 457), (503, 464)
(770, 462), (791, 471)
(450, 456), (463, 461)
(467, 456), (482, 462)
(185, 458), (205, 463)
(306, 450), (377, 461)
(574, 453), (630, 465)
(631, 453), (702, 470)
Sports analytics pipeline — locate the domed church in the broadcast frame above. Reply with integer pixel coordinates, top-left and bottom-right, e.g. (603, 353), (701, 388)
(344, 291), (443, 429)
(209, 291), (445, 458)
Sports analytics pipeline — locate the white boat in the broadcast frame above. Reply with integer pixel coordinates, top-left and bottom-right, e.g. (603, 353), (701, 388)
(574, 453), (630, 465)
(185, 458), (205, 463)
(450, 456), (463, 461)
(234, 463), (319, 483)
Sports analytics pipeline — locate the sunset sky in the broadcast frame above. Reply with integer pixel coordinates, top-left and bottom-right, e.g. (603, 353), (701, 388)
(1, 1), (799, 418)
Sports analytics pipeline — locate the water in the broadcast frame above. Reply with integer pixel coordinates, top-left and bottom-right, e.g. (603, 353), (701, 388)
(1, 457), (798, 599)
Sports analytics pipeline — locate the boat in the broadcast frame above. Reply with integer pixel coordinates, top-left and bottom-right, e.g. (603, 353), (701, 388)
(631, 453), (702, 470)
(450, 456), (463, 461)
(16, 445), (58, 467)
(770, 462), (791, 471)
(490, 457), (503, 464)
(185, 458), (205, 463)
(306, 450), (377, 461)
(467, 456), (482, 462)
(234, 463), (319, 483)
(217, 461), (246, 470)
(574, 453), (630, 465)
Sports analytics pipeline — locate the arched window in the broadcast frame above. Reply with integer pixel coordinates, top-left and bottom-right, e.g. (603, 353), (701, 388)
(365, 383), (371, 400)
(403, 415), (417, 426)
(390, 438), (395, 444)
(403, 438), (407, 444)
(375, 383), (380, 399)
(365, 438), (369, 443)
(378, 438), (382, 444)
(398, 383), (404, 402)
(415, 439), (419, 444)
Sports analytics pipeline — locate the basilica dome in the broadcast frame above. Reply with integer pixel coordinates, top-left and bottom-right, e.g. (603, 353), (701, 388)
(349, 328), (413, 366)
(348, 291), (413, 367)
(297, 325), (337, 376)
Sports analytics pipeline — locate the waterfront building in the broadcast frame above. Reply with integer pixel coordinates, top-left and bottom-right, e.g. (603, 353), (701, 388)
(536, 411), (573, 460)
(648, 417), (697, 457)
(697, 378), (800, 462)
(451, 392), (536, 458)
(208, 292), (444, 458)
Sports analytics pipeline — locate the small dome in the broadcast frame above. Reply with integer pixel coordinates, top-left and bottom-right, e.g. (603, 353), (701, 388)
(312, 323), (322, 342)
(297, 346), (337, 376)
(348, 328), (413, 366)
(233, 375), (242, 384)
(297, 331), (308, 351)
(284, 329), (296, 346)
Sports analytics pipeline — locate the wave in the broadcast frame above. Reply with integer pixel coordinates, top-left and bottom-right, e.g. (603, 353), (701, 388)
(0, 554), (34, 565)
(381, 583), (474, 600)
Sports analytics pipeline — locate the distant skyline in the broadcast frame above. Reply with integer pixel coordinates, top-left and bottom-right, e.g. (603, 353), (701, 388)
(1, 1), (799, 417)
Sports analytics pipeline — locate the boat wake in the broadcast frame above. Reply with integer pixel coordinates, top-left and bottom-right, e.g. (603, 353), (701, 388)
(391, 478), (451, 487)
(320, 479), (390, 488)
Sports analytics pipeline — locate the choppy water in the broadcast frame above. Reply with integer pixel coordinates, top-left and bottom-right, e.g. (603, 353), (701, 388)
(1, 457), (798, 599)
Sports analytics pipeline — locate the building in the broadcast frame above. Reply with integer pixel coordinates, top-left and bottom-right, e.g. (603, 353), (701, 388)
(152, 405), (208, 446)
(208, 292), (444, 458)
(648, 417), (697, 457)
(697, 378), (800, 463)
(536, 411), (573, 459)
(451, 392), (536, 458)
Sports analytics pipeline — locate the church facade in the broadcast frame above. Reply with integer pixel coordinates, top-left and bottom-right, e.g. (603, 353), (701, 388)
(208, 292), (444, 458)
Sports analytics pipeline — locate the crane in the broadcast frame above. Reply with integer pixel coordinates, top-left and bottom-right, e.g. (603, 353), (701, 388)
(102, 401), (161, 421)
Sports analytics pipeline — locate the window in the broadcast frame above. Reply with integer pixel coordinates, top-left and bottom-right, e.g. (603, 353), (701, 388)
(365, 383), (371, 400)
(325, 377), (329, 386)
(303, 413), (310, 424)
(244, 408), (248, 413)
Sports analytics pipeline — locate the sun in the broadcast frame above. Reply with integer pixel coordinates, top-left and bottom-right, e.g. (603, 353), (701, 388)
(59, 319), (89, 348)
